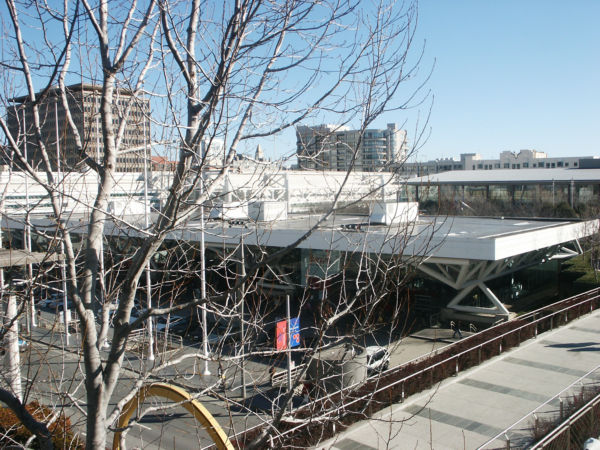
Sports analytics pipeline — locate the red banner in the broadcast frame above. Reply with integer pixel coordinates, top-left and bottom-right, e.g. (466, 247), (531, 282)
(276, 320), (287, 350)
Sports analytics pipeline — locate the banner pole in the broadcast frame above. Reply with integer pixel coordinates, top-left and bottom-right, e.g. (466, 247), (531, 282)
(286, 294), (293, 413)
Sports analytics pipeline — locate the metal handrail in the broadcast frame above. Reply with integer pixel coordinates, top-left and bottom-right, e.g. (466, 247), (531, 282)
(228, 288), (600, 447)
(289, 291), (600, 416)
(477, 364), (600, 449)
(531, 390), (600, 448)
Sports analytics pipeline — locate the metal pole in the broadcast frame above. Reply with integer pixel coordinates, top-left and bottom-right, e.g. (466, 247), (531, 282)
(96, 105), (101, 166)
(23, 108), (35, 330)
(199, 171), (210, 375)
(142, 108), (154, 361)
(55, 101), (69, 345)
(0, 216), (3, 297)
(286, 294), (293, 413)
(240, 232), (247, 399)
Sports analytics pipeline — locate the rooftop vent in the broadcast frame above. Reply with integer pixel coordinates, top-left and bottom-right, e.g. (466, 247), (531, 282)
(248, 201), (288, 222)
(209, 201), (248, 221)
(369, 202), (418, 225)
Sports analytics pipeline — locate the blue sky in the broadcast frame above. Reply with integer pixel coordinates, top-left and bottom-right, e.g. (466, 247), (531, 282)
(398, 0), (600, 161)
(3, 1), (597, 163)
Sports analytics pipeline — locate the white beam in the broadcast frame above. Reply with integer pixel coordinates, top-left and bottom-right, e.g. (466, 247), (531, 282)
(478, 281), (510, 317)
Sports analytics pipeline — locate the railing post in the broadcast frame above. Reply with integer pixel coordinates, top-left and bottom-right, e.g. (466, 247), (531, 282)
(535, 322), (538, 338)
(559, 397), (563, 420)
(478, 346), (482, 365)
(455, 357), (458, 376)
(401, 382), (405, 403)
(499, 339), (502, 354)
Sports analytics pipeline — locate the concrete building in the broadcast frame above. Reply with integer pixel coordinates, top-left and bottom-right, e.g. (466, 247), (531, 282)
(6, 84), (150, 172)
(402, 149), (596, 176)
(296, 123), (407, 172)
(0, 170), (164, 218)
(1, 166), (597, 327)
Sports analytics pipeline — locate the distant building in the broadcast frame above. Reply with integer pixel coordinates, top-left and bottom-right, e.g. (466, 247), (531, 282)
(198, 138), (225, 169)
(151, 156), (177, 172)
(402, 150), (595, 176)
(6, 83), (150, 172)
(296, 123), (407, 172)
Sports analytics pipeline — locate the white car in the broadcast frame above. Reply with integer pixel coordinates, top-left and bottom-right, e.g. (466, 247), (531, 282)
(0, 338), (29, 355)
(366, 346), (390, 375)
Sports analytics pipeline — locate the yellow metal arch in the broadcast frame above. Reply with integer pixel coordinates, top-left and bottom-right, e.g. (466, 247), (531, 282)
(113, 382), (234, 450)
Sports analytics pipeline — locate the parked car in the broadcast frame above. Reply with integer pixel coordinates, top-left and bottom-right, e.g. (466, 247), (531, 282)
(0, 337), (29, 355)
(109, 307), (143, 328)
(55, 299), (75, 311)
(366, 346), (390, 375)
(41, 297), (74, 311)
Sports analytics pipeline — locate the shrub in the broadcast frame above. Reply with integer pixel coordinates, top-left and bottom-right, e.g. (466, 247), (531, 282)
(0, 401), (83, 449)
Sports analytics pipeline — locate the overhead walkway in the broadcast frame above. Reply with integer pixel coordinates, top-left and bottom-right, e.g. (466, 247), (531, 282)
(318, 307), (600, 449)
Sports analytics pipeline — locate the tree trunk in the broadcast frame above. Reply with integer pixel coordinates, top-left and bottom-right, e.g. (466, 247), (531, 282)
(4, 294), (22, 402)
(85, 388), (108, 449)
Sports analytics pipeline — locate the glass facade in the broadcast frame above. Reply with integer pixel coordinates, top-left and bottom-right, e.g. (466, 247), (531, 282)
(414, 180), (600, 215)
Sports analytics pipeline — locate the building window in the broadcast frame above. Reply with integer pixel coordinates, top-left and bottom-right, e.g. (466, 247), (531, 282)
(523, 162), (529, 168)
(565, 162), (569, 167)
(574, 162), (578, 167)
(494, 163), (500, 169)
(551, 163), (555, 168)
(504, 163), (510, 168)
(557, 161), (563, 167)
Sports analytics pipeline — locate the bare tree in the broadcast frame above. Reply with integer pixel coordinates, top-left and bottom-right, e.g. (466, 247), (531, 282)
(0, 0), (428, 448)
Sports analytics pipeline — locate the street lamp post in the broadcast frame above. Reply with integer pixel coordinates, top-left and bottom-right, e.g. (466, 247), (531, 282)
(142, 112), (154, 361)
(200, 173), (211, 376)
(23, 108), (36, 330)
(55, 100), (69, 345)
